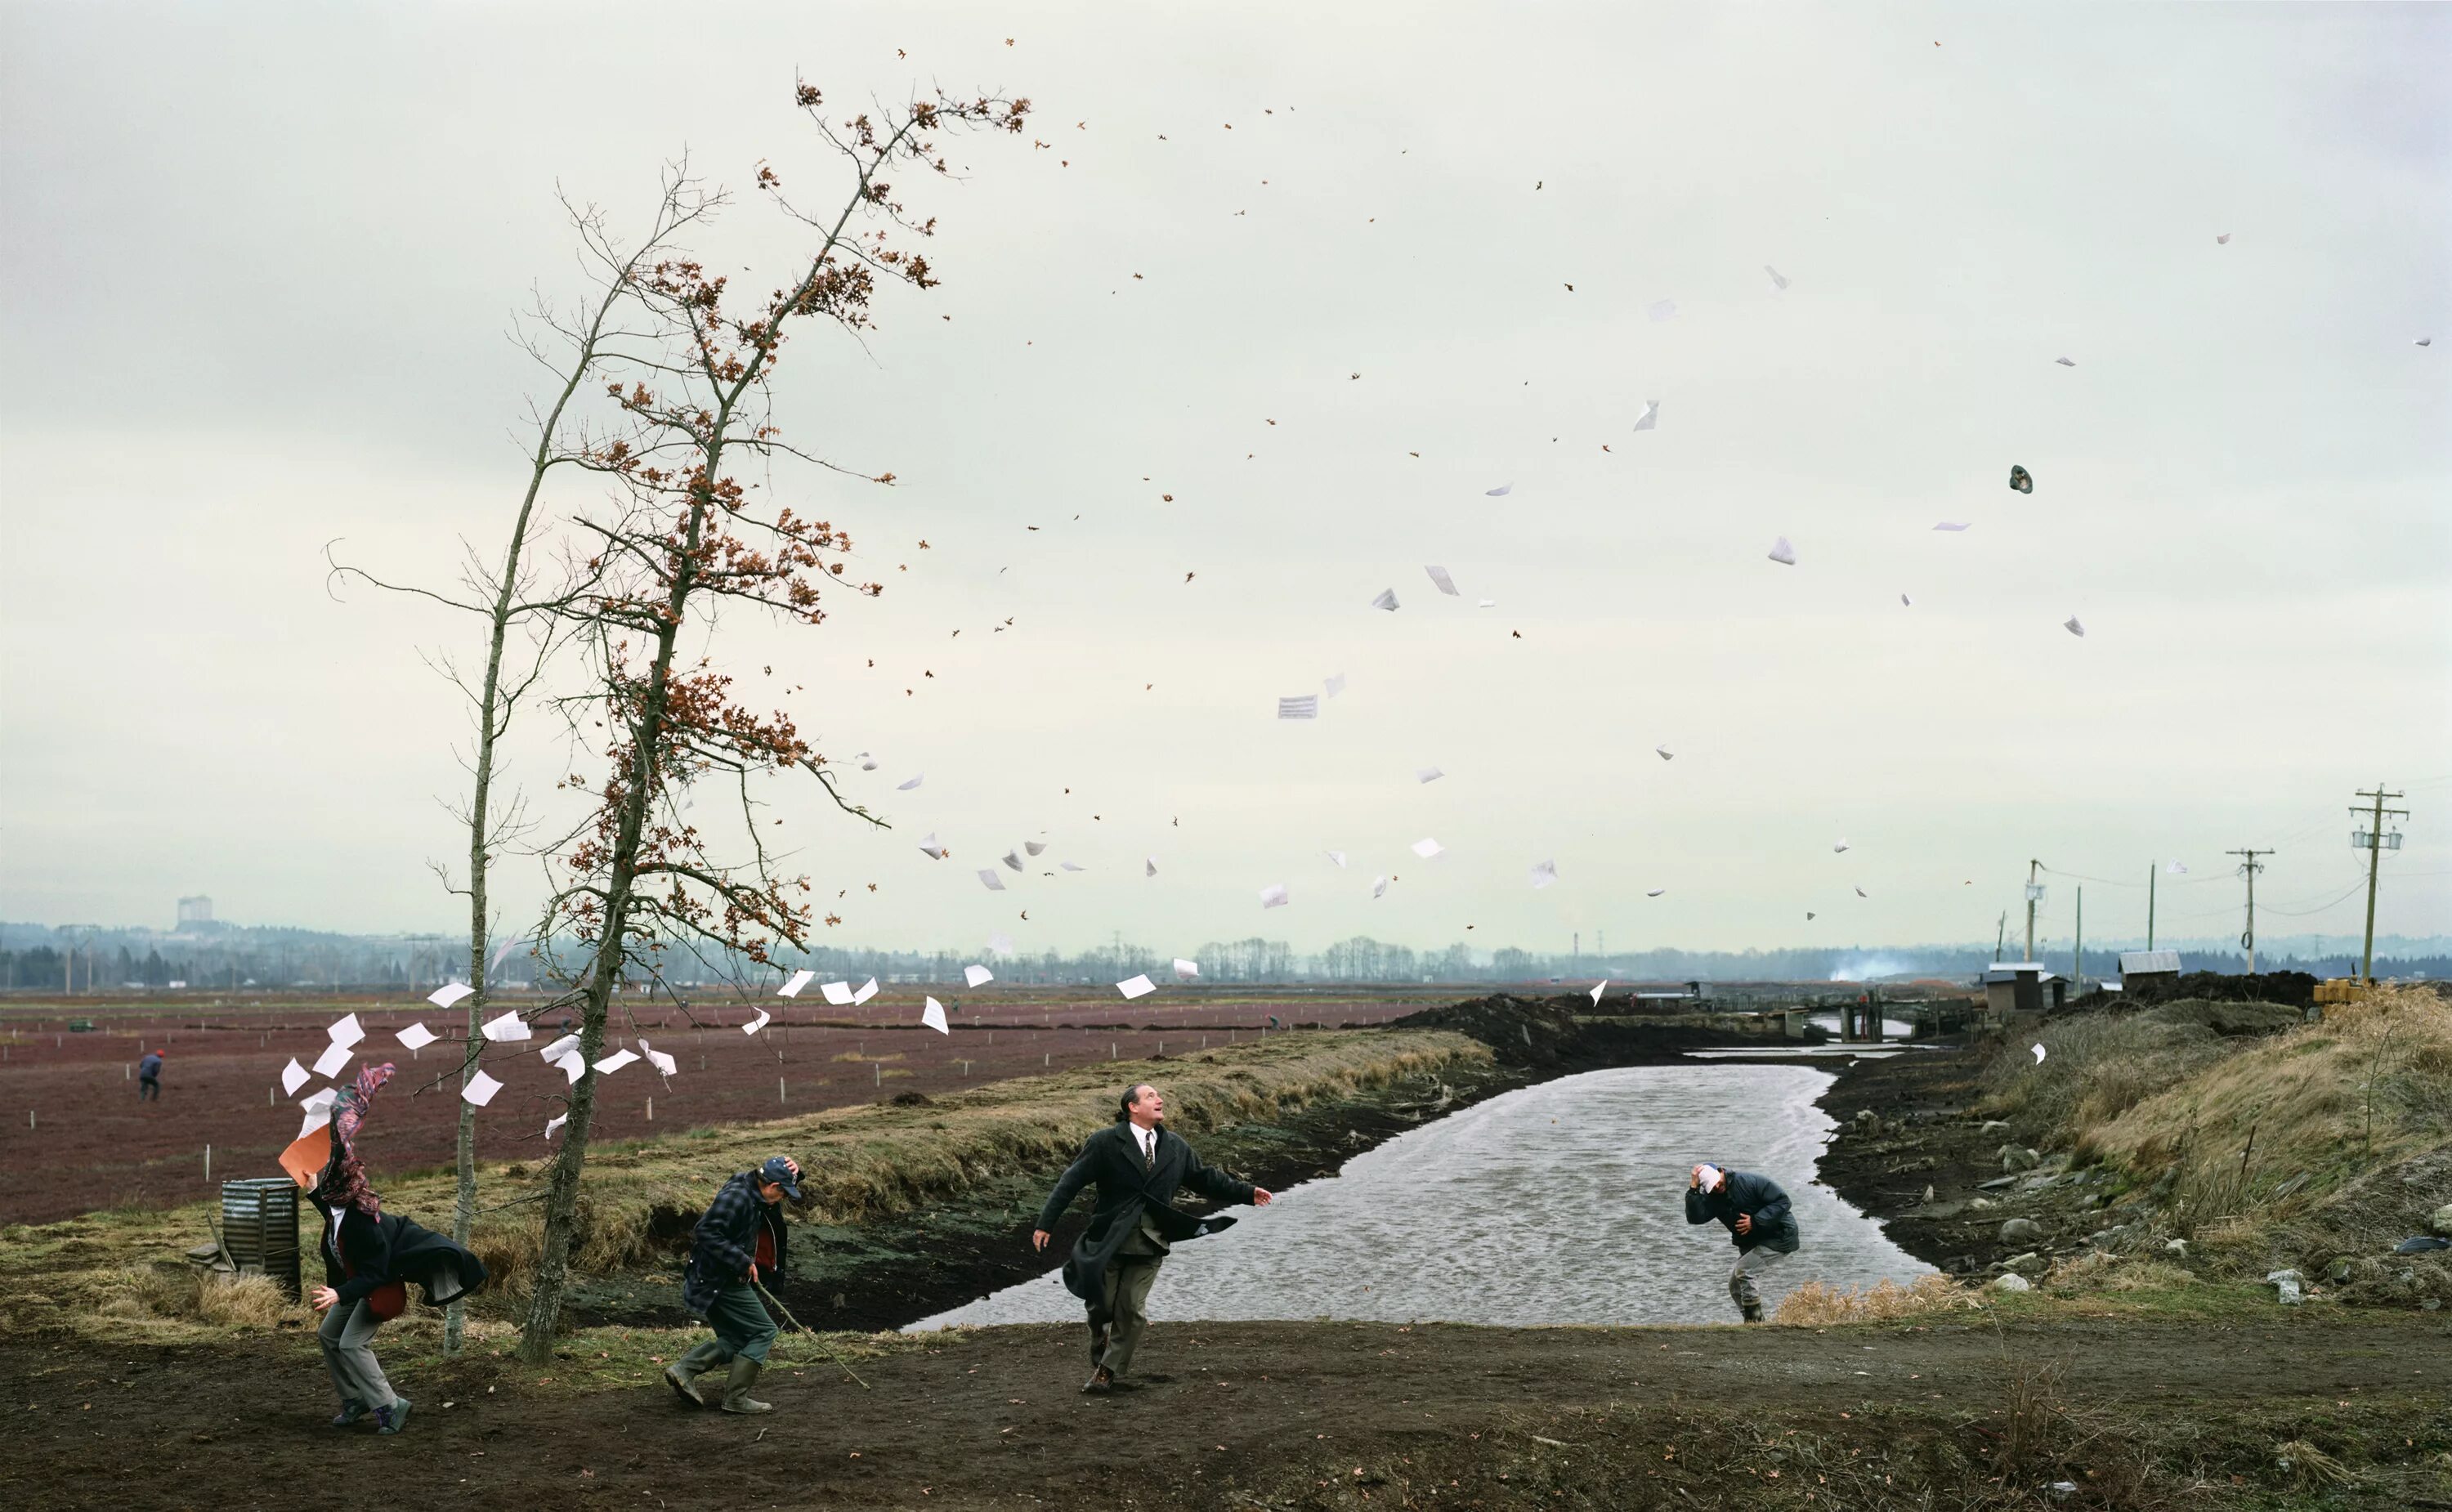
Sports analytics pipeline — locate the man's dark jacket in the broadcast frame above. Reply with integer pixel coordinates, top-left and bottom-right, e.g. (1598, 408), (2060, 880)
(1684, 1168), (1800, 1255)
(1036, 1122), (1253, 1313)
(683, 1170), (789, 1318)
(312, 1198), (488, 1308)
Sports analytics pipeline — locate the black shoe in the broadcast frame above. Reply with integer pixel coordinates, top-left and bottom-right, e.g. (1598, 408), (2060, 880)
(1081, 1367), (1113, 1394)
(330, 1400), (368, 1428)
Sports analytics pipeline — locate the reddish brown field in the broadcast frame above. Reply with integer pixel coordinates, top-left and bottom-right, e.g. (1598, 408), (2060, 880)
(0, 985), (1447, 1225)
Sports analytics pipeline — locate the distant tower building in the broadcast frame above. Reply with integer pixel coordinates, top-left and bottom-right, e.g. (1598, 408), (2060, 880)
(177, 895), (214, 928)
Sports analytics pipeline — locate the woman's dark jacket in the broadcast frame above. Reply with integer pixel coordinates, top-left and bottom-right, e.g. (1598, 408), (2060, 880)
(1036, 1122), (1254, 1310)
(682, 1170), (789, 1318)
(311, 1197), (489, 1308)
(1684, 1169), (1801, 1255)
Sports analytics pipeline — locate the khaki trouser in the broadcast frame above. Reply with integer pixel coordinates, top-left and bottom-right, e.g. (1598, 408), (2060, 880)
(1728, 1246), (1792, 1317)
(318, 1299), (397, 1410)
(1095, 1214), (1168, 1376)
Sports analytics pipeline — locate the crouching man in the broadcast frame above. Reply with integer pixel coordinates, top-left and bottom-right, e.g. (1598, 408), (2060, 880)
(667, 1155), (799, 1414)
(1685, 1161), (1800, 1322)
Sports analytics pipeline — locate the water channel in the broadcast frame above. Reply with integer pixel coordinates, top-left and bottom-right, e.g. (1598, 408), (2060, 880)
(911, 1062), (1930, 1331)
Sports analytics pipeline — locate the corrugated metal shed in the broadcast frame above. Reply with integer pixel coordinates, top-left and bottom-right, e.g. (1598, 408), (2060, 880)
(2119, 950), (2181, 975)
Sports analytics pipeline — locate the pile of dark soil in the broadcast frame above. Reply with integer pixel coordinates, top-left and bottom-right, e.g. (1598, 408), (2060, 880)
(1390, 992), (1587, 1066)
(2125, 969), (2317, 1009)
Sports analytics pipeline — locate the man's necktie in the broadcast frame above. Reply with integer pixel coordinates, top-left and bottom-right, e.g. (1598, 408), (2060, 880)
(1142, 1135), (1154, 1174)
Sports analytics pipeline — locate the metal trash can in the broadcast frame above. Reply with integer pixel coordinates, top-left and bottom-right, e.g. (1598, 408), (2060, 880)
(220, 1178), (301, 1300)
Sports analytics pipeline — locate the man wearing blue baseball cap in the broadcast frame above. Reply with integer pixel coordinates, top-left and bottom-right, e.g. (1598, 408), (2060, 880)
(666, 1154), (801, 1414)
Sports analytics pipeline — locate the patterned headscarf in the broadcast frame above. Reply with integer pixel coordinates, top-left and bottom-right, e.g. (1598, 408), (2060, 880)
(313, 1062), (396, 1217)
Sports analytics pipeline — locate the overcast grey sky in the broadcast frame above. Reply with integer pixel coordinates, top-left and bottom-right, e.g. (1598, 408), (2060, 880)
(2, 2), (2446, 957)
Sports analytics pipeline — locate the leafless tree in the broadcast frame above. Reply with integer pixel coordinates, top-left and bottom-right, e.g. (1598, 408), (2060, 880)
(328, 175), (714, 1353)
(512, 79), (1028, 1362)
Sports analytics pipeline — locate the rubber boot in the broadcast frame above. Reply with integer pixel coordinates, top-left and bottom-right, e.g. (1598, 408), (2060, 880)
(664, 1338), (726, 1407)
(718, 1357), (772, 1415)
(1741, 1301), (1765, 1324)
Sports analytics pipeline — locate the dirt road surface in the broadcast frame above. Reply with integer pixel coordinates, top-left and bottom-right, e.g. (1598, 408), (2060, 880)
(7, 1314), (2445, 1511)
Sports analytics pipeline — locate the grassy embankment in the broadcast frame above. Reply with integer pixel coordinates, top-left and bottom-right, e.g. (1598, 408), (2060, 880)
(0, 1027), (1485, 1360)
(1779, 982), (2452, 1325)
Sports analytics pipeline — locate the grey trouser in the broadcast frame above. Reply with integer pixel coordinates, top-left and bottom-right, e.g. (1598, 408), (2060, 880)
(1729, 1246), (1792, 1314)
(318, 1299), (397, 1409)
(704, 1282), (778, 1365)
(1094, 1216), (1168, 1376)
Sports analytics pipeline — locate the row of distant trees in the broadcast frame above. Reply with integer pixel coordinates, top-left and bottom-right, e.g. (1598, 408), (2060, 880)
(4, 932), (2440, 992)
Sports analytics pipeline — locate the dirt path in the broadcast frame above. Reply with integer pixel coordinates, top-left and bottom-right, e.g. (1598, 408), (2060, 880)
(7, 1314), (2444, 1511)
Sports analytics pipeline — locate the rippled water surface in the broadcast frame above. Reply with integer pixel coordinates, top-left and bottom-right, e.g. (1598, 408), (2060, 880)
(913, 1063), (1929, 1331)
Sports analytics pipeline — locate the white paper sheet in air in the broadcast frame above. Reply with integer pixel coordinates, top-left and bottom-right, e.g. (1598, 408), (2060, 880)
(1416, 767), (1443, 784)
(779, 969), (814, 998)
(897, 772), (924, 790)
(1412, 838), (1443, 859)
(640, 1040), (678, 1076)
(2055, 356), (2076, 367)
(922, 998), (950, 1035)
(1278, 695), (1318, 719)
(1173, 959), (1200, 979)
(1425, 566), (1460, 596)
(546, 1114), (567, 1140)
(481, 1011), (532, 1044)
(964, 964), (994, 988)
(1647, 888), (1667, 897)
(999, 850), (1023, 872)
(396, 1022), (436, 1049)
(918, 834), (947, 861)
(978, 869), (1007, 892)
(2032, 1044), (2047, 1064)
(553, 1050), (585, 1085)
(852, 978), (878, 1006)
(1324, 849), (1347, 868)
(821, 981), (855, 1005)
(1768, 536), (1796, 566)
(538, 1034), (581, 1063)
(744, 1009), (772, 1036)
(1933, 522), (1968, 531)
(427, 982), (475, 1010)
(1371, 876), (1389, 899)
(1656, 745), (1674, 760)
(1061, 861), (1085, 872)
(311, 1042), (354, 1080)
(1590, 978), (1609, 1004)
(1530, 859), (1558, 890)
(1024, 840), (1048, 856)
(1370, 588), (1399, 611)
(1486, 484), (1512, 497)
(1116, 974), (1157, 1000)
(462, 1071), (504, 1108)
(1765, 265), (1789, 290)
(327, 1013), (364, 1048)
(1855, 886), (1868, 898)
(1633, 400), (1658, 432)
(1260, 883), (1290, 909)
(1832, 840), (1850, 853)
(593, 1049), (640, 1077)
(299, 1109), (333, 1140)
(1145, 857), (1158, 879)
(300, 1087), (338, 1115)
(2064, 616), (2086, 637)
(1324, 673), (1346, 698)
(280, 1058), (311, 1096)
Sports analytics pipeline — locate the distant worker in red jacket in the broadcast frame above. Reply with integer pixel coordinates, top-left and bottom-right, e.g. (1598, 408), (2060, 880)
(137, 1049), (163, 1100)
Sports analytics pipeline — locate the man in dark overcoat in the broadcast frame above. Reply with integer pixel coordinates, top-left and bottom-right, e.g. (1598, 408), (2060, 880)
(1032, 1083), (1272, 1393)
(1685, 1161), (1801, 1322)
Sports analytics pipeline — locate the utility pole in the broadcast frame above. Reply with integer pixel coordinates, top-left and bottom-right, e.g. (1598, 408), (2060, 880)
(2146, 863), (2156, 951)
(2226, 848), (2271, 974)
(2024, 861), (2043, 963)
(1994, 911), (2007, 963)
(2349, 785), (2408, 984)
(2073, 887), (2083, 990)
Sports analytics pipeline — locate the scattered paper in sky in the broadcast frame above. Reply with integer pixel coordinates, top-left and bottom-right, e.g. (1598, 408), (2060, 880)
(1412, 837), (1444, 859)
(1000, 850), (1024, 872)
(858, 754), (879, 771)
(593, 1049), (640, 1077)
(552, 1049), (584, 1085)
(1530, 859), (1559, 890)
(780, 969), (814, 998)
(1324, 673), (1347, 698)
(2009, 464), (2034, 494)
(1648, 299), (1676, 321)
(1855, 886), (1868, 898)
(978, 869), (1007, 892)
(1370, 588), (1399, 611)
(545, 1113), (566, 1140)
(1632, 400), (1658, 432)
(1589, 978), (1609, 1004)
(2065, 615), (2087, 637)
(1371, 875), (1389, 899)
(1765, 265), (1788, 290)
(987, 932), (1014, 956)
(1260, 883), (1290, 908)
(1647, 888), (1667, 897)
(481, 1010), (530, 1044)
(298, 1107), (333, 1140)
(1173, 958), (1200, 979)
(2418, 337), (2433, 347)
(1767, 535), (1796, 566)
(1146, 857), (1158, 879)
(1061, 861), (1085, 872)
(917, 834), (946, 861)
(852, 978), (879, 1006)
(1278, 694), (1319, 719)
(1833, 839), (1850, 853)
(744, 1009), (771, 1036)
(640, 1040), (678, 1076)
(1425, 566), (1460, 596)
(1024, 839), (1048, 856)
(964, 964), (994, 988)
(1478, 597), (1495, 608)
(1656, 745), (1674, 760)
(821, 981), (855, 1005)
(2055, 356), (2076, 367)
(2216, 232), (2231, 244)
(2168, 861), (2189, 875)
(462, 1070), (503, 1107)
(1901, 593), (1913, 606)
(427, 982), (474, 1010)
(396, 1022), (436, 1049)
(300, 1087), (338, 1116)
(1416, 766), (1444, 783)
(538, 1034), (580, 1063)
(1485, 483), (1512, 497)
(1933, 521), (1969, 531)
(280, 1058), (311, 1096)
(1324, 849), (1348, 868)
(327, 1013), (364, 1048)
(312, 1042), (353, 1079)
(921, 997), (950, 1035)
(490, 936), (522, 972)
(1116, 974), (1157, 1000)
(2032, 1043), (2047, 1064)
(897, 772), (924, 790)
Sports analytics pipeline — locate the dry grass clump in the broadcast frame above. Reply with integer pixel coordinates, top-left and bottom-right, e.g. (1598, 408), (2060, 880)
(100, 1264), (298, 1330)
(1770, 1273), (1973, 1326)
(1980, 1013), (2237, 1146)
(2043, 1249), (2195, 1294)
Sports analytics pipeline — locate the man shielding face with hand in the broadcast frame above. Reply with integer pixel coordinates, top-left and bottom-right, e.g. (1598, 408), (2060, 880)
(1033, 1084), (1273, 1393)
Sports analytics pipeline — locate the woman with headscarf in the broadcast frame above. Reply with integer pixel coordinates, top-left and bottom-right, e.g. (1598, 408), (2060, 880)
(306, 1062), (488, 1434)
